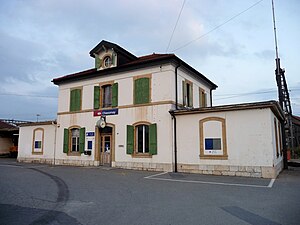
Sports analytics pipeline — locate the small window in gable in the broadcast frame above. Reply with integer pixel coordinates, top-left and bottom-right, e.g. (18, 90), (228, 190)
(103, 56), (112, 68)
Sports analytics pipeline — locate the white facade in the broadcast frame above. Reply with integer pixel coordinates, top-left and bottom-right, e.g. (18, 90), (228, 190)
(174, 105), (284, 178)
(17, 40), (284, 178)
(18, 122), (56, 164)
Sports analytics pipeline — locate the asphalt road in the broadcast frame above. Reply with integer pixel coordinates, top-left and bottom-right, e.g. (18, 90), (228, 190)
(0, 158), (299, 225)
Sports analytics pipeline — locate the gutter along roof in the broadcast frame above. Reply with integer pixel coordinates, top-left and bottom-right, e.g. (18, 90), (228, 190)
(52, 53), (218, 90)
(170, 100), (285, 121)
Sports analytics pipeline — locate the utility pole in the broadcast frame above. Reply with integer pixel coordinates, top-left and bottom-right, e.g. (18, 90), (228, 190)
(272, 0), (293, 169)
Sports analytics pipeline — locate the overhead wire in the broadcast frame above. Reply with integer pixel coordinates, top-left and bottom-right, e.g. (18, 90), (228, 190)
(165, 0), (186, 52)
(0, 93), (57, 98)
(214, 88), (300, 101)
(172, 0), (264, 52)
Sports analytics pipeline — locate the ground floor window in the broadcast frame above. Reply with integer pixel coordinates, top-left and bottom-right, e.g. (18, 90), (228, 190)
(63, 127), (85, 155)
(136, 125), (149, 153)
(199, 117), (228, 160)
(71, 128), (80, 152)
(32, 128), (44, 154)
(126, 123), (157, 156)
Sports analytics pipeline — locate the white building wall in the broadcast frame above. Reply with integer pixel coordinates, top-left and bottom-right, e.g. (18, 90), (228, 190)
(18, 124), (56, 164)
(175, 108), (283, 178)
(177, 68), (212, 108)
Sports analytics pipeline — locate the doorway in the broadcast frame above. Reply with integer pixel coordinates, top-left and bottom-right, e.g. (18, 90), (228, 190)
(98, 126), (113, 166)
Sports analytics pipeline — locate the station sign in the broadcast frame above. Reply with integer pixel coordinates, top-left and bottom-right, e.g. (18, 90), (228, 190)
(93, 108), (118, 117)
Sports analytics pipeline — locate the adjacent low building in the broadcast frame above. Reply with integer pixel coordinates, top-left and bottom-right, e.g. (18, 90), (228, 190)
(18, 40), (284, 178)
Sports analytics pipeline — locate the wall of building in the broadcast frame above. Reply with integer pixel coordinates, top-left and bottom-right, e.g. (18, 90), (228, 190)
(18, 124), (56, 164)
(177, 68), (212, 108)
(55, 103), (174, 169)
(0, 136), (12, 154)
(175, 108), (283, 178)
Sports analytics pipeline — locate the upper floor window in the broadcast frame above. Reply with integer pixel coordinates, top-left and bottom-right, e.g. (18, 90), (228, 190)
(134, 76), (150, 105)
(102, 85), (112, 108)
(94, 83), (118, 109)
(70, 88), (82, 112)
(199, 88), (207, 107)
(183, 80), (193, 107)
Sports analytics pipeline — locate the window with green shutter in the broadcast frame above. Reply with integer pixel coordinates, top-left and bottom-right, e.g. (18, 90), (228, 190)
(70, 89), (82, 112)
(63, 127), (85, 154)
(112, 83), (118, 107)
(126, 123), (157, 156)
(149, 123), (157, 155)
(79, 127), (85, 154)
(134, 77), (150, 105)
(126, 125), (134, 154)
(94, 86), (100, 109)
(63, 128), (69, 153)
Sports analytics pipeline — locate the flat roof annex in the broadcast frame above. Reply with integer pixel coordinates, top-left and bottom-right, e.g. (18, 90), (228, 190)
(170, 100), (284, 121)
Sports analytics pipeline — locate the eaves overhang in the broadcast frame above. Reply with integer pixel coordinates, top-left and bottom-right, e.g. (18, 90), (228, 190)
(170, 100), (284, 121)
(52, 54), (217, 89)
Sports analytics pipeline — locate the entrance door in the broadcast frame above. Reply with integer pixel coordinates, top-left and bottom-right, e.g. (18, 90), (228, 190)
(100, 134), (111, 166)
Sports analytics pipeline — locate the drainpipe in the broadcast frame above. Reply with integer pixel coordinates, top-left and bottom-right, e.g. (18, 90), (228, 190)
(210, 89), (213, 107)
(170, 111), (178, 173)
(52, 121), (57, 166)
(175, 64), (180, 110)
(172, 63), (180, 173)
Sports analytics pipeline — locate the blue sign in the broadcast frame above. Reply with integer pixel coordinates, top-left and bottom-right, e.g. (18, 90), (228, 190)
(86, 132), (95, 137)
(94, 108), (118, 117)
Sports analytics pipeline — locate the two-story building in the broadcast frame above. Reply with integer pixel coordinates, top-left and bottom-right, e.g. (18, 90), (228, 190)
(18, 40), (284, 178)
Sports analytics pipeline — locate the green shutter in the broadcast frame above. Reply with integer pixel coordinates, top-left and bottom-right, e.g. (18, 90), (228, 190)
(79, 127), (85, 154)
(63, 128), (69, 153)
(95, 56), (102, 69)
(182, 80), (186, 106)
(94, 86), (100, 109)
(126, 125), (134, 154)
(112, 83), (118, 107)
(189, 83), (193, 107)
(134, 78), (150, 104)
(70, 89), (81, 111)
(204, 93), (207, 107)
(149, 123), (157, 155)
(75, 89), (81, 111)
(70, 89), (76, 111)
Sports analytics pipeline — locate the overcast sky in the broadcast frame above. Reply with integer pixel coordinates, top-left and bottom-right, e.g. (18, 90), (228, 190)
(0, 0), (299, 121)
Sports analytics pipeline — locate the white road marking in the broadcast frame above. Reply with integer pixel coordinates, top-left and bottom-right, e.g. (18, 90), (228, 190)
(144, 171), (168, 179)
(145, 172), (273, 188)
(0, 164), (22, 168)
(268, 178), (276, 188)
